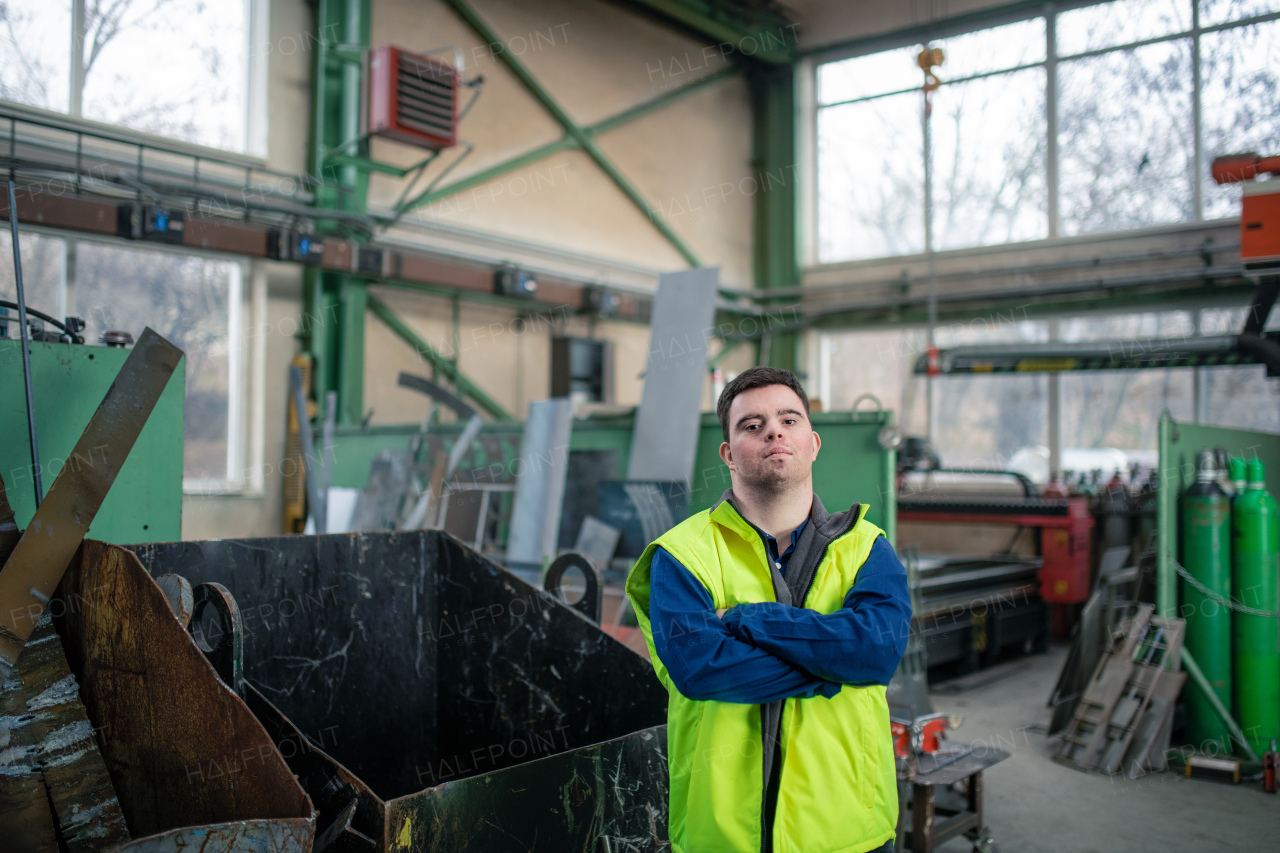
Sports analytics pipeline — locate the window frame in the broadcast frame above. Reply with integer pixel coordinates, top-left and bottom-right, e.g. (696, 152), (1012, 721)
(803, 0), (1280, 267)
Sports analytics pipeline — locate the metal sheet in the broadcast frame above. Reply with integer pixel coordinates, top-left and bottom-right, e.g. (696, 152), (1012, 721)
(627, 267), (718, 483)
(0, 327), (182, 672)
(108, 819), (314, 853)
(12, 614), (130, 852)
(386, 727), (669, 853)
(128, 533), (441, 800)
(349, 451), (413, 532)
(54, 540), (315, 839)
(505, 398), (573, 572)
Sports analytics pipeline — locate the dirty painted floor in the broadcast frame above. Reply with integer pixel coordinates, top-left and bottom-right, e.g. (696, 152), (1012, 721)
(929, 646), (1279, 852)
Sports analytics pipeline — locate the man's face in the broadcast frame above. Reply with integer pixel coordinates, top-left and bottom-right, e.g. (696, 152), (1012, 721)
(719, 384), (821, 491)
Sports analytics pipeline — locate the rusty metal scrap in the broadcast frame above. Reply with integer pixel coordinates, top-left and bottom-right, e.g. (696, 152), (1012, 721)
(12, 614), (131, 852)
(55, 540), (315, 842)
(0, 328), (182, 673)
(0, 471), (19, 560)
(0, 647), (60, 853)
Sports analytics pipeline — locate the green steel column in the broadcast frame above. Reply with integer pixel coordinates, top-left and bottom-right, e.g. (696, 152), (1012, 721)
(306, 0), (369, 424)
(749, 63), (800, 372)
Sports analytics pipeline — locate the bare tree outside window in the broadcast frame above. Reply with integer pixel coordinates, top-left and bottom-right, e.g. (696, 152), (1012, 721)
(815, 0), (1280, 262)
(1200, 19), (1280, 219)
(79, 0), (247, 150)
(76, 242), (241, 482)
(0, 0), (247, 151)
(0, 0), (72, 112)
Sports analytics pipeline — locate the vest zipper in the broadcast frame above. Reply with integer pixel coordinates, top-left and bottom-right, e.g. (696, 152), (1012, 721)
(757, 504), (861, 853)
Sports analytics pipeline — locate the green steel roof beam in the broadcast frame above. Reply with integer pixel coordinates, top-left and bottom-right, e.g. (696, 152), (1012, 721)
(614, 0), (797, 65)
(368, 295), (514, 421)
(397, 67), (738, 213)
(442, 0), (703, 268)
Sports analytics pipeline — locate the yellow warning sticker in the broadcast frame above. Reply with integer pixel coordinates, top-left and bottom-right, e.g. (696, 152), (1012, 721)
(395, 816), (412, 849)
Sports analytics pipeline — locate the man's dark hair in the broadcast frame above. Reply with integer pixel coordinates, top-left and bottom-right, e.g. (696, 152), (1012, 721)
(716, 366), (810, 442)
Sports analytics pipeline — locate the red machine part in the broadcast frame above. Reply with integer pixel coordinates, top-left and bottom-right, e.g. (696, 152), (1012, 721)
(890, 713), (952, 759)
(1211, 153), (1280, 184)
(919, 716), (949, 752)
(1211, 153), (1280, 265)
(1038, 498), (1094, 604)
(1240, 185), (1280, 265)
(896, 498), (1094, 604)
(891, 720), (912, 759)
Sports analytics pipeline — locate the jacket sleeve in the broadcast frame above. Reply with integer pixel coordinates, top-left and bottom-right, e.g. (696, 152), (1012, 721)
(648, 547), (842, 704)
(720, 536), (911, 686)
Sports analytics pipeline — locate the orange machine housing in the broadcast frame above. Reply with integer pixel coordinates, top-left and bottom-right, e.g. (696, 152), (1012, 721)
(1241, 180), (1280, 268)
(1211, 153), (1280, 270)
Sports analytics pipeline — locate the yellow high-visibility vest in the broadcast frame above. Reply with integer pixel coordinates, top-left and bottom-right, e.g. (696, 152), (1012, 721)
(626, 495), (897, 853)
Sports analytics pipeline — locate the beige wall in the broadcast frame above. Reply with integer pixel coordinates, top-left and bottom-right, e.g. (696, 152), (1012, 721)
(368, 0), (755, 288)
(364, 285), (656, 423)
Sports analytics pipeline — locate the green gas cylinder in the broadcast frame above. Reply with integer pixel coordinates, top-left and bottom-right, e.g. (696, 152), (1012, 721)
(1229, 457), (1246, 498)
(1232, 458), (1279, 757)
(1183, 448), (1233, 751)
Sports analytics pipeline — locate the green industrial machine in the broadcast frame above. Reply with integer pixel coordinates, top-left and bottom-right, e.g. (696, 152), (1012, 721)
(1181, 449), (1234, 751)
(1232, 458), (1280, 757)
(0, 340), (185, 543)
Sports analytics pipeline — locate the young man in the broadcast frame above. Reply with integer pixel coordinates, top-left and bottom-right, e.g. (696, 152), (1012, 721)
(626, 366), (911, 853)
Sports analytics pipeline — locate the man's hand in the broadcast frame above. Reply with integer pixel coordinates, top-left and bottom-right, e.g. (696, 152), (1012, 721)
(716, 608), (728, 618)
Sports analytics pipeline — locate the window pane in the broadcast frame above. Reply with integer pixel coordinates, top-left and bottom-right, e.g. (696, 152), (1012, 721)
(821, 327), (930, 435)
(1061, 370), (1194, 454)
(1059, 312), (1194, 457)
(933, 319), (1050, 469)
(818, 92), (924, 261)
(1058, 40), (1194, 235)
(1203, 366), (1280, 431)
(80, 0), (247, 151)
(74, 244), (239, 481)
(934, 18), (1046, 80)
(1201, 305), (1280, 334)
(931, 68), (1048, 250)
(0, 231), (64, 321)
(1057, 0), (1192, 56)
(1200, 0), (1278, 26)
(0, 0), (71, 112)
(1200, 20), (1280, 220)
(1058, 310), (1195, 341)
(817, 46), (920, 105)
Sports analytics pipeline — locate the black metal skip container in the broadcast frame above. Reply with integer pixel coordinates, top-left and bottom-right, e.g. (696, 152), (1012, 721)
(131, 531), (669, 853)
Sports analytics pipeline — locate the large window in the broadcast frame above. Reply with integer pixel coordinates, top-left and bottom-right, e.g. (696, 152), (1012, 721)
(0, 0), (253, 152)
(815, 0), (1280, 263)
(1, 231), (248, 488)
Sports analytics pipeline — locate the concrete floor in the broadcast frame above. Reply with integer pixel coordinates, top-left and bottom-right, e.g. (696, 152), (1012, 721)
(928, 646), (1280, 852)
